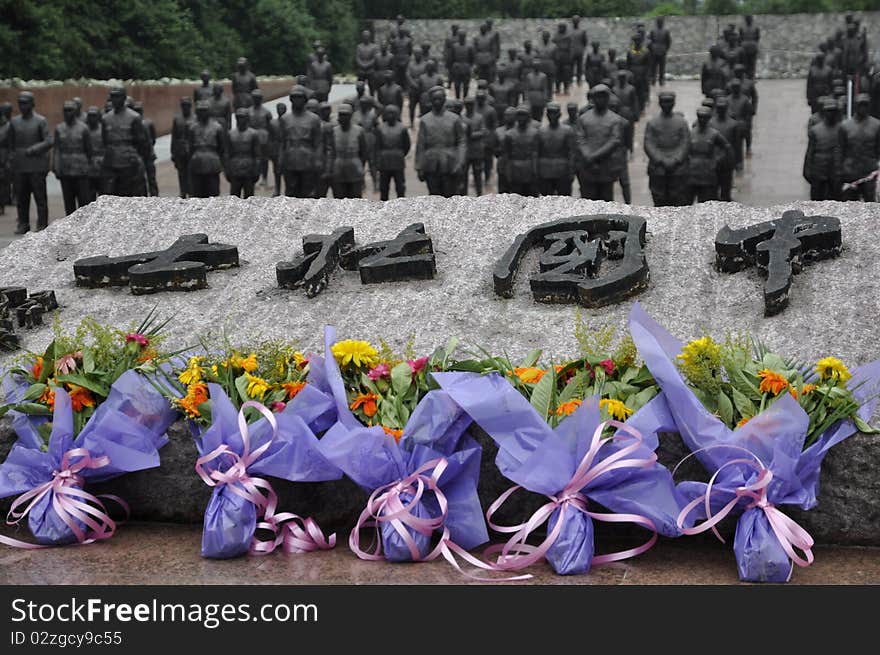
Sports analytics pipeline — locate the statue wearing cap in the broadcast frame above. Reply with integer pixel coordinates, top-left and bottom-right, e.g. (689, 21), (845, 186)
(406, 49), (428, 127)
(474, 23), (498, 87)
(416, 86), (466, 197)
(552, 23), (574, 95)
(84, 107), (105, 200)
(248, 89), (272, 187)
(523, 64), (550, 122)
(232, 57), (258, 110)
(687, 106), (732, 203)
(101, 86), (149, 199)
(450, 31), (474, 100)
(732, 63), (758, 114)
(574, 84), (623, 201)
(726, 78), (753, 170)
(390, 26), (413, 91)
(626, 31), (652, 114)
(488, 68), (516, 122)
(840, 93), (880, 201)
(186, 99), (225, 198)
(648, 17), (671, 86)
(374, 104), (410, 201)
(418, 59), (445, 118)
(537, 102), (575, 196)
(8, 91), (53, 232)
(701, 46), (729, 99)
(739, 15), (760, 78)
(356, 30), (379, 95)
(329, 103), (369, 199)
(308, 48), (334, 103)
(171, 96), (195, 197)
(803, 97), (842, 201)
(226, 107), (261, 199)
(54, 99), (93, 216)
(209, 83), (232, 131)
(535, 31), (557, 100)
(503, 105), (539, 196)
(279, 85), (324, 198)
(644, 90), (690, 206)
(570, 15), (588, 86)
(195, 70), (213, 103)
(708, 95), (739, 201)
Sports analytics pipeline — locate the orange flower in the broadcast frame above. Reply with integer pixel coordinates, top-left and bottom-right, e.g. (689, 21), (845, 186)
(178, 383), (209, 419)
(350, 392), (379, 418)
(802, 384), (817, 395)
(758, 369), (789, 396)
(789, 387), (799, 400)
(138, 347), (159, 364)
(68, 385), (96, 412)
(555, 399), (582, 416)
(382, 426), (403, 442)
(39, 384), (56, 411)
(513, 367), (546, 384)
(32, 356), (43, 379)
(282, 381), (306, 400)
(737, 416), (750, 428)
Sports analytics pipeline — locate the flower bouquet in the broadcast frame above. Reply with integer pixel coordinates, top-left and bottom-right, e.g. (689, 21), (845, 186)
(629, 302), (880, 582)
(0, 311), (177, 547)
(314, 328), (491, 570)
(434, 337), (687, 575)
(152, 339), (342, 559)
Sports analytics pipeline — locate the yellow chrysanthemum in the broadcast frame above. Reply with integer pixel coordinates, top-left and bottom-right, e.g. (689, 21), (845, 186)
(293, 351), (306, 367)
(600, 398), (633, 421)
(758, 369), (790, 396)
(229, 352), (258, 373)
(677, 336), (721, 370)
(802, 383), (817, 395)
(332, 340), (379, 369)
(815, 357), (852, 385)
(513, 367), (546, 384)
(245, 372), (271, 400)
(178, 356), (204, 385)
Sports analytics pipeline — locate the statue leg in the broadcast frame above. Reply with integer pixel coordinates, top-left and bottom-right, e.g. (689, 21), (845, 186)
(33, 173), (48, 229)
(13, 172), (31, 232)
(60, 177), (78, 216)
(649, 174), (667, 206)
(394, 168), (405, 198)
(379, 170), (391, 201)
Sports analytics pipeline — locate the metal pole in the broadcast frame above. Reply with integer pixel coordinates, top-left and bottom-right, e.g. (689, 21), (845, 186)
(847, 79), (853, 120)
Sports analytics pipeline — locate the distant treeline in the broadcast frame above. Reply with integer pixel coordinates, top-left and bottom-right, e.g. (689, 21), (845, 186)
(2, 0), (879, 80)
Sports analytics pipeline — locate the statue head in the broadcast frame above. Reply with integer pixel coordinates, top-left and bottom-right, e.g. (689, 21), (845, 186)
(108, 86), (126, 112)
(383, 104), (399, 124)
(515, 105), (530, 128)
(383, 69), (393, 84)
(318, 102), (331, 121)
(380, 41), (388, 53)
(356, 80), (366, 96)
(251, 89), (264, 107)
(63, 100), (77, 124)
(856, 93), (871, 118)
(234, 107), (249, 130)
(360, 95), (375, 112)
(696, 105), (712, 128)
(475, 89), (488, 105)
(847, 22), (858, 37)
(289, 85), (307, 111)
(814, 52), (826, 67)
(426, 59), (437, 74)
(524, 40), (532, 51)
(276, 102), (287, 117)
(715, 95), (729, 118)
(451, 24), (459, 35)
(608, 47), (616, 61)
(657, 17), (665, 28)
(17, 91), (35, 117)
(821, 97), (839, 124)
(497, 67), (507, 81)
(463, 96), (475, 115)
(196, 99), (211, 122)
(180, 96), (193, 116)
(508, 47), (518, 59)
(501, 106), (515, 127)
(414, 49), (423, 63)
(486, 19), (494, 29)
(633, 32), (643, 47)
(745, 14), (753, 25)
(396, 14), (404, 27)
(86, 106), (101, 128)
(449, 98), (463, 115)
(592, 42), (600, 53)
(729, 78), (742, 95)
(591, 84), (611, 112)
(480, 23), (488, 35)
(306, 98), (319, 115)
(361, 30), (371, 43)
(558, 23), (567, 34)
(316, 47), (326, 62)
(458, 31), (466, 44)
(616, 68), (628, 84)
(429, 86), (446, 113)
(658, 90), (675, 115)
(733, 63), (746, 78)
(72, 97), (83, 115)
(201, 69), (211, 85)
(541, 30), (550, 43)
(422, 43), (430, 56)
(212, 83), (224, 98)
(237, 57), (249, 72)
(709, 45), (721, 59)
(572, 15), (581, 27)
(337, 103), (353, 128)
(546, 102), (561, 126)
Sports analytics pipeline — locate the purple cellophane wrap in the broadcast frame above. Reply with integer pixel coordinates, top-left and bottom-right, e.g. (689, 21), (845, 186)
(0, 371), (177, 545)
(196, 383), (342, 559)
(629, 302), (880, 582)
(434, 371), (689, 575)
(315, 327), (488, 562)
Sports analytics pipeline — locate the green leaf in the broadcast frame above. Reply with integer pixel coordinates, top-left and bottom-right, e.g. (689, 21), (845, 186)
(37, 422), (53, 445)
(717, 390), (734, 426)
(854, 416), (880, 434)
(82, 349), (95, 374)
(627, 387), (658, 414)
(0, 404), (12, 419)
(558, 372), (588, 404)
(234, 374), (250, 404)
(620, 367), (638, 384)
(530, 370), (554, 421)
(518, 349), (542, 369)
(54, 374), (109, 398)
(731, 387), (757, 419)
(360, 373), (380, 396)
(21, 383), (47, 402)
(16, 402), (52, 416)
(391, 362), (413, 395)
(761, 353), (787, 373)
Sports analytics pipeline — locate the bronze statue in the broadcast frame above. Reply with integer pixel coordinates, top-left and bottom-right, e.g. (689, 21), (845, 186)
(537, 102), (575, 196)
(585, 42), (605, 89)
(132, 101), (158, 196)
(314, 102), (333, 199)
(194, 70), (212, 103)
(374, 42), (394, 98)
(553, 22), (573, 95)
(308, 48), (334, 103)
(356, 30), (379, 95)
(807, 53), (833, 114)
(187, 99), (225, 198)
(451, 31), (474, 100)
(626, 32), (652, 114)
(475, 90), (497, 183)
(604, 49), (619, 79)
(840, 93), (880, 201)
(406, 49), (427, 127)
(570, 15), (588, 86)
(330, 103), (368, 199)
(524, 63), (549, 122)
(0, 102), (11, 214)
(416, 86), (465, 197)
(503, 47), (524, 105)
(644, 90), (690, 206)
(171, 96), (194, 198)
(248, 89), (272, 188)
(10, 92), (52, 232)
(418, 60), (445, 117)
(447, 98), (467, 195)
(613, 68), (639, 154)
(536, 31), (557, 100)
(489, 67), (516, 120)
(279, 85), (323, 198)
(701, 46), (729, 98)
(391, 27), (413, 91)
(740, 15), (760, 78)
(102, 86), (148, 200)
(232, 57), (258, 109)
(209, 83), (232, 131)
(607, 93), (632, 203)
(474, 23), (497, 85)
(648, 16), (671, 86)
(709, 95), (739, 201)
(85, 107), (104, 200)
(54, 100), (92, 215)
(687, 106), (731, 203)
(444, 25), (460, 89)
(269, 102), (287, 196)
(462, 97), (485, 196)
(803, 98), (842, 201)
(495, 106), (516, 193)
(377, 69), (404, 115)
(353, 95), (379, 193)
(226, 108), (260, 198)
(727, 78), (753, 171)
(504, 105), (539, 197)
(574, 84), (622, 201)
(375, 104), (410, 200)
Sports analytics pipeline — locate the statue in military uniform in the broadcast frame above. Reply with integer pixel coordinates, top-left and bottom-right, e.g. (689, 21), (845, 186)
(574, 85), (623, 201)
(54, 100), (93, 215)
(644, 91), (690, 206)
(537, 102), (575, 196)
(187, 99), (225, 198)
(329, 104), (369, 199)
(687, 106), (731, 203)
(840, 94), (880, 201)
(171, 96), (194, 198)
(375, 105), (410, 200)
(504, 106), (539, 197)
(280, 85), (324, 198)
(416, 87), (466, 197)
(226, 108), (260, 198)
(232, 57), (258, 109)
(102, 86), (149, 200)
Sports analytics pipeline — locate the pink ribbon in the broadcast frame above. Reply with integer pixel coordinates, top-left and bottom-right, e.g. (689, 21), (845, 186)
(195, 400), (335, 556)
(485, 419), (659, 571)
(350, 457), (529, 580)
(1, 448), (128, 549)
(676, 451), (814, 569)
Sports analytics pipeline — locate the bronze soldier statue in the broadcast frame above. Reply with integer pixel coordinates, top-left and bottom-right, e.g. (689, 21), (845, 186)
(353, 95), (379, 193)
(194, 70), (213, 103)
(313, 102), (334, 199)
(447, 98), (467, 195)
(648, 16), (671, 86)
(709, 96), (739, 201)
(504, 106), (539, 197)
(451, 31), (474, 100)
(495, 106), (516, 193)
(644, 90), (690, 206)
(187, 99), (225, 198)
(554, 23), (573, 95)
(0, 102), (11, 215)
(54, 100), (93, 215)
(627, 32), (652, 114)
(418, 59), (445, 117)
(687, 106), (731, 203)
(489, 68), (516, 120)
(474, 23), (497, 85)
(475, 90), (497, 183)
(804, 98), (842, 201)
(132, 101), (158, 196)
(604, 50), (619, 80)
(329, 104), (368, 199)
(607, 93), (632, 203)
(503, 48), (524, 107)
(574, 85), (622, 201)
(248, 89), (272, 187)
(391, 27), (413, 92)
(536, 31), (557, 101)
(377, 69), (404, 116)
(406, 49), (427, 127)
(524, 63), (550, 122)
(565, 101), (579, 128)
(807, 53), (833, 114)
(462, 97), (485, 196)
(613, 68), (639, 155)
(102, 86), (148, 200)
(308, 48), (334, 103)
(375, 104), (410, 200)
(226, 108), (260, 198)
(85, 107), (105, 201)
(209, 83), (232, 131)
(171, 96), (194, 198)
(727, 78), (753, 171)
(232, 57), (258, 109)
(840, 93), (880, 201)
(570, 15), (588, 86)
(280, 85), (323, 198)
(537, 102), (575, 196)
(9, 92), (52, 232)
(356, 30), (379, 96)
(701, 46), (729, 98)
(444, 25), (460, 89)
(416, 86), (465, 197)
(269, 103), (287, 196)
(374, 41), (394, 98)
(740, 15), (760, 78)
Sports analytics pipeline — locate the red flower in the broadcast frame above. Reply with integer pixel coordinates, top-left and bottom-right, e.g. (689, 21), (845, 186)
(125, 333), (149, 347)
(599, 359), (615, 376)
(408, 356), (429, 376)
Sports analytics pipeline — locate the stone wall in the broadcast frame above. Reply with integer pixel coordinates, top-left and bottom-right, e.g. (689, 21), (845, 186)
(374, 13), (880, 79)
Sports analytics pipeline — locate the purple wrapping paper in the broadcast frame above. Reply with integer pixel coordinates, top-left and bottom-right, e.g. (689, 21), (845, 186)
(0, 372), (177, 546)
(196, 383), (343, 559)
(629, 302), (880, 582)
(434, 371), (689, 575)
(315, 327), (488, 562)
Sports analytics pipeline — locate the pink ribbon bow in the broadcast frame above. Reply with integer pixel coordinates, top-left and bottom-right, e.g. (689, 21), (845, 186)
(485, 419), (659, 571)
(1, 447), (128, 549)
(676, 452), (814, 570)
(195, 400), (335, 555)
(350, 457), (529, 580)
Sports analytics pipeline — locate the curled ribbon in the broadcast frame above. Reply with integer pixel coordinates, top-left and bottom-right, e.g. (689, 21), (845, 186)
(485, 419), (659, 571)
(350, 457), (529, 581)
(195, 400), (335, 556)
(842, 168), (879, 192)
(1, 447), (129, 549)
(675, 449), (814, 570)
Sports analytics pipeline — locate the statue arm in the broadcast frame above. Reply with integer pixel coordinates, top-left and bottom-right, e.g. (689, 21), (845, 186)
(803, 130), (814, 181)
(456, 118), (466, 171)
(591, 119), (622, 162)
(414, 122), (425, 172)
(82, 124), (93, 163)
(566, 128), (576, 173)
(358, 129), (369, 165)
(672, 122), (691, 166)
(402, 126), (411, 157)
(643, 122), (662, 164)
(52, 127), (61, 176)
(132, 116), (150, 162)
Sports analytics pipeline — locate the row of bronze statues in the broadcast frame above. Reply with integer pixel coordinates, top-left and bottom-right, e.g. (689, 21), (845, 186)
(804, 13), (879, 201)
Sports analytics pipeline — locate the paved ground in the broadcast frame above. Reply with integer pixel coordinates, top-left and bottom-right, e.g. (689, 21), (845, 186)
(0, 79), (811, 249)
(1, 522), (876, 585)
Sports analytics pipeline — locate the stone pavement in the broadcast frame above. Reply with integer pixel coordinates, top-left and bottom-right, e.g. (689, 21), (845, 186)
(0, 79), (811, 250)
(1, 523), (877, 584)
